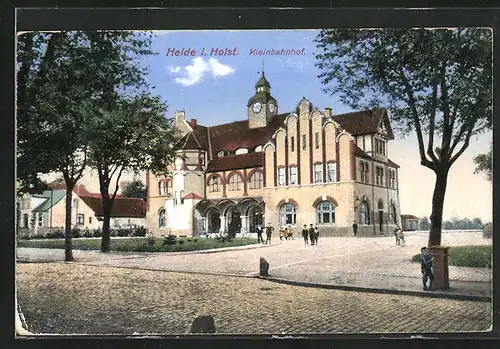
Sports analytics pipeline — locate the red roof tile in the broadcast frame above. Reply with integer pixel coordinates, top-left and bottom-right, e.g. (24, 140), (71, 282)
(183, 192), (203, 200)
(401, 214), (419, 220)
(332, 108), (394, 139)
(79, 196), (146, 218)
(206, 152), (264, 173)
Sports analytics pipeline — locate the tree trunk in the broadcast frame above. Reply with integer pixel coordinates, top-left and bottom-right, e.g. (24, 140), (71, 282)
(428, 168), (449, 246)
(100, 197), (112, 253)
(64, 186), (74, 261)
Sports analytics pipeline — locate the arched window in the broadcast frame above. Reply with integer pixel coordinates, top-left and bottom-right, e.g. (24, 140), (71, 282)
(209, 176), (221, 192)
(158, 209), (166, 228)
(166, 179), (173, 196)
(360, 200), (370, 225)
(316, 201), (336, 224)
(391, 203), (397, 224)
(158, 180), (166, 196)
(228, 174), (242, 191)
(327, 163), (337, 182)
(180, 190), (185, 205)
(279, 203), (296, 226)
(249, 171), (263, 189)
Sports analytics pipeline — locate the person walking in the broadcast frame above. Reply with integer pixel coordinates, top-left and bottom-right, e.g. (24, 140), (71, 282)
(301, 224), (309, 246)
(419, 246), (434, 290)
(394, 227), (400, 246)
(279, 228), (284, 241)
(314, 226), (319, 246)
(265, 223), (274, 244)
(308, 224), (316, 246)
(352, 221), (358, 237)
(256, 225), (264, 244)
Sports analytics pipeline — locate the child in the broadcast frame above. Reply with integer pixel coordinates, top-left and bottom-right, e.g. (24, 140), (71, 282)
(419, 247), (434, 290)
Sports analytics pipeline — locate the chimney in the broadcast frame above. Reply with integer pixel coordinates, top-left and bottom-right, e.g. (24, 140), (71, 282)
(325, 107), (332, 118)
(175, 110), (185, 121)
(190, 118), (197, 128)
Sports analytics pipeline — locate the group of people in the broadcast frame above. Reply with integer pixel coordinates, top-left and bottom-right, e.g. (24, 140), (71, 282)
(301, 224), (320, 246)
(256, 223), (276, 244)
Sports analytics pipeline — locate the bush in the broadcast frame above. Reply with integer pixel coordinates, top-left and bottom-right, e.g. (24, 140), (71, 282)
(146, 236), (156, 246)
(71, 228), (81, 238)
(178, 240), (185, 245)
(134, 227), (147, 237)
(163, 235), (177, 245)
(93, 229), (102, 238)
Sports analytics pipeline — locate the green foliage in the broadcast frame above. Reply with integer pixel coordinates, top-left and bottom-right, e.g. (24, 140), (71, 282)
(473, 144), (492, 181)
(411, 245), (492, 268)
(122, 180), (147, 199)
(419, 216), (484, 230)
(17, 237), (259, 252)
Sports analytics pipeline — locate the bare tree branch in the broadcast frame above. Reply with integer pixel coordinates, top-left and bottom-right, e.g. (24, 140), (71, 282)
(440, 62), (453, 158)
(112, 166), (125, 200)
(427, 78), (439, 163)
(399, 68), (434, 170)
(449, 124), (475, 165)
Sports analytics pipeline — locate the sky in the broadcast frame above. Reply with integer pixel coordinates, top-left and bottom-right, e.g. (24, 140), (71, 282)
(139, 29), (492, 222)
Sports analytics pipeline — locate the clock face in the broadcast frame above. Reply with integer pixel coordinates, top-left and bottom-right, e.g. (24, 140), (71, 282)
(252, 102), (262, 113)
(268, 103), (275, 113)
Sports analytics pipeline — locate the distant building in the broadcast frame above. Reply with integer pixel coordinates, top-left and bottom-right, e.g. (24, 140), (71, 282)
(401, 214), (419, 231)
(18, 183), (146, 237)
(147, 71), (403, 237)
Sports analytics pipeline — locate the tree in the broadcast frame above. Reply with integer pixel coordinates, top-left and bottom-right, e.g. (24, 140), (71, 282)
(122, 180), (147, 200)
(88, 96), (178, 252)
(419, 216), (430, 230)
(17, 31), (98, 261)
(473, 143), (492, 181)
(315, 28), (492, 246)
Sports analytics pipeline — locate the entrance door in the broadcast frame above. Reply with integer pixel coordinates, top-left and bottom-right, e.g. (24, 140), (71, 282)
(248, 206), (263, 233)
(227, 208), (241, 237)
(208, 210), (221, 234)
(379, 210), (383, 232)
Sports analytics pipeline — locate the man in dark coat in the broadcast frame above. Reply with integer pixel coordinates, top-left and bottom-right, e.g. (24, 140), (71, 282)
(352, 221), (358, 237)
(308, 224), (316, 246)
(301, 224), (309, 246)
(314, 227), (319, 246)
(265, 223), (274, 244)
(256, 225), (264, 243)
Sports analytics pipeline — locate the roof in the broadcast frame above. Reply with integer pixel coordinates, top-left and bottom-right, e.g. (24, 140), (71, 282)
(177, 124), (209, 150)
(46, 182), (121, 198)
(79, 196), (146, 218)
(401, 214), (419, 220)
(332, 108), (394, 140)
(32, 190), (66, 212)
(387, 159), (400, 169)
(183, 192), (203, 200)
(206, 152), (265, 173)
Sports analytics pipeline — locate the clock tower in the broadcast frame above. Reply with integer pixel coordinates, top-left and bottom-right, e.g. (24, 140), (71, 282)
(247, 71), (278, 129)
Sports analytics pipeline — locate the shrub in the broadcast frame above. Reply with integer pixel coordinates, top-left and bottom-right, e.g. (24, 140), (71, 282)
(146, 236), (156, 246)
(178, 240), (185, 245)
(163, 235), (177, 245)
(71, 228), (81, 238)
(93, 229), (102, 238)
(134, 227), (147, 237)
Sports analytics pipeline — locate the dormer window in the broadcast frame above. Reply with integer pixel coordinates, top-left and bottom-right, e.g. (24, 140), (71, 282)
(217, 151), (224, 158)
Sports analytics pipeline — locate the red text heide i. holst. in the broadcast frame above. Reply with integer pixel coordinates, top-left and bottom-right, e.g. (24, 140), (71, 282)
(166, 48), (239, 57)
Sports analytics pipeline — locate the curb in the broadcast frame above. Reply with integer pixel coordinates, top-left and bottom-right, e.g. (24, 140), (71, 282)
(260, 276), (492, 302)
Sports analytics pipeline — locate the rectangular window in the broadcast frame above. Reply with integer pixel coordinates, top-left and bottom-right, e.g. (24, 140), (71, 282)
(38, 214), (43, 227)
(76, 214), (84, 225)
(362, 137), (366, 151)
(327, 163), (337, 182)
(314, 164), (323, 183)
(89, 217), (92, 224)
(302, 135), (306, 151)
(289, 167), (298, 185)
(290, 137), (295, 152)
(278, 168), (286, 186)
(315, 132), (320, 149)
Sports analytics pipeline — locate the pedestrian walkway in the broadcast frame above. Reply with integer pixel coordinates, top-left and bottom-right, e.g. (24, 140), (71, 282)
(17, 231), (492, 301)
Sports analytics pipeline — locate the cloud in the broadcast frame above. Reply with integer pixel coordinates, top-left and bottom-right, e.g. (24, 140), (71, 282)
(168, 57), (235, 86)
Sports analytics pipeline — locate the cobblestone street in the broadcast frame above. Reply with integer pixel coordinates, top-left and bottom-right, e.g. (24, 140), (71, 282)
(17, 263), (491, 335)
